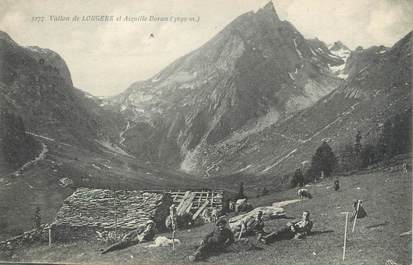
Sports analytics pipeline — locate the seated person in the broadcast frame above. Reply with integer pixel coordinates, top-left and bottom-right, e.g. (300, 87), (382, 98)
(188, 218), (234, 262)
(101, 220), (155, 254)
(261, 211), (313, 244)
(351, 200), (367, 221)
(234, 211), (266, 242)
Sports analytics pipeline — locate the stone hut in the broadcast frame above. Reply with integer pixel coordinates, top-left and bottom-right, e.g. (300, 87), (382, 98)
(52, 188), (172, 242)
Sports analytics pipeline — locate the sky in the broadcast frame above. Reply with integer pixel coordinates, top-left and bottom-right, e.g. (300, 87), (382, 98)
(1, 0), (412, 96)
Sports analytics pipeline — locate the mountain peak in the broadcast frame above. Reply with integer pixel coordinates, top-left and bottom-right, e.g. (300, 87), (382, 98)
(256, 1), (279, 19)
(263, 1), (275, 10)
(329, 41), (350, 52)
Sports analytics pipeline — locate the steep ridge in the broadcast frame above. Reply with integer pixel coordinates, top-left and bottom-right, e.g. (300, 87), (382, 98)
(106, 2), (343, 174)
(0, 31), (112, 148)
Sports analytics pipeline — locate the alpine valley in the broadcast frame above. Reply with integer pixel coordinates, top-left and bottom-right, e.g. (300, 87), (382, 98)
(0, 1), (411, 235)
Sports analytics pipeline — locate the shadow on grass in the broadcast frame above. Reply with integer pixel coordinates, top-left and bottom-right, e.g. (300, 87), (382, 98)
(264, 230), (335, 244)
(365, 221), (389, 229)
(309, 230), (334, 236)
(193, 241), (265, 262)
(277, 216), (295, 220)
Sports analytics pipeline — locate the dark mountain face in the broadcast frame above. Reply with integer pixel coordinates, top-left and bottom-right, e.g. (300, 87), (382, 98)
(106, 2), (343, 174)
(0, 111), (40, 173)
(203, 31), (412, 182)
(0, 31), (120, 147)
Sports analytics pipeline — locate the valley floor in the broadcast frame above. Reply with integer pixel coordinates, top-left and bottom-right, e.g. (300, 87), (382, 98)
(1, 168), (411, 265)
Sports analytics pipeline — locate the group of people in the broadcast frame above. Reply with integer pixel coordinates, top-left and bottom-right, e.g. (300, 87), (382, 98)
(188, 210), (313, 262)
(99, 208), (313, 261)
(100, 188), (367, 263)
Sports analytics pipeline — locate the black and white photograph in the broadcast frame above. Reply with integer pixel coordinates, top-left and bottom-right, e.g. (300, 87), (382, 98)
(0, 0), (412, 264)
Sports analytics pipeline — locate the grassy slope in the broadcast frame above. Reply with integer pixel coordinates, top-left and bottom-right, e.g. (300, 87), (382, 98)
(4, 167), (411, 265)
(0, 137), (208, 241)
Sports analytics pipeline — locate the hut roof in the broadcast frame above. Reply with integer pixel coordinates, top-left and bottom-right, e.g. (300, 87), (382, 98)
(54, 188), (169, 230)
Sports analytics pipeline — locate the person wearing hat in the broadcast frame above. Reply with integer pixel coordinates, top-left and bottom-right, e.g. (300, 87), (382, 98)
(188, 218), (234, 262)
(101, 220), (156, 254)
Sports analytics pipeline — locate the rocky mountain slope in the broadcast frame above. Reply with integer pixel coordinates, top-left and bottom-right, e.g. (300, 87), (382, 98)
(209, 31), (412, 184)
(0, 31), (132, 174)
(0, 31), (125, 150)
(105, 2), (345, 173)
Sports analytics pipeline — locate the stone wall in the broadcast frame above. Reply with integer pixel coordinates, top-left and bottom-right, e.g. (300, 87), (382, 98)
(0, 225), (48, 251)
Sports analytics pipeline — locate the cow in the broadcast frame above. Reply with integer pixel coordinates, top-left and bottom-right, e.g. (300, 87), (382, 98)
(297, 188), (313, 199)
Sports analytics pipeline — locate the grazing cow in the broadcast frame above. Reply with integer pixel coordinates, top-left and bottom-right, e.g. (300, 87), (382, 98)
(297, 189), (313, 199)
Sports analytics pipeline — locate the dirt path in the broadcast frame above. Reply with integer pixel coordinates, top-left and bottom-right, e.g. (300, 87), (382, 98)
(13, 142), (48, 176)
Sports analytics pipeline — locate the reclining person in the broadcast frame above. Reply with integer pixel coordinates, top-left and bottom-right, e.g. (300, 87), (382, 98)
(261, 211), (313, 244)
(235, 211), (266, 243)
(101, 220), (156, 254)
(188, 218), (234, 262)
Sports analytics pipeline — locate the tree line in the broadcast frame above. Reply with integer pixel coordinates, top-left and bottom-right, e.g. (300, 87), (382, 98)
(291, 108), (412, 187)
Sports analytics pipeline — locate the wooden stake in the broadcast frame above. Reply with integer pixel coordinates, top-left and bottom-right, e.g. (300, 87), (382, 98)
(352, 200), (361, 232)
(343, 212), (349, 261)
(238, 222), (244, 241)
(48, 227), (52, 247)
(172, 230), (175, 255)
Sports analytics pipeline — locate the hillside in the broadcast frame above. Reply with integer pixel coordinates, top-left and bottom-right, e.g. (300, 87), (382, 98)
(0, 132), (210, 241)
(3, 165), (411, 265)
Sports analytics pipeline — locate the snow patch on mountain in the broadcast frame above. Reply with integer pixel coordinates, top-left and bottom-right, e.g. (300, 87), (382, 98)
(293, 38), (303, 58)
(225, 107), (280, 143)
(180, 144), (202, 173)
(286, 80), (335, 113)
(328, 42), (351, 79)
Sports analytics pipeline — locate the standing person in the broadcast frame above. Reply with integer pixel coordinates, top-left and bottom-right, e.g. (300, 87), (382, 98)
(165, 204), (178, 230)
(334, 178), (340, 191)
(188, 218), (234, 262)
(169, 204), (177, 231)
(261, 211), (313, 244)
(229, 200), (235, 212)
(101, 220), (156, 254)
